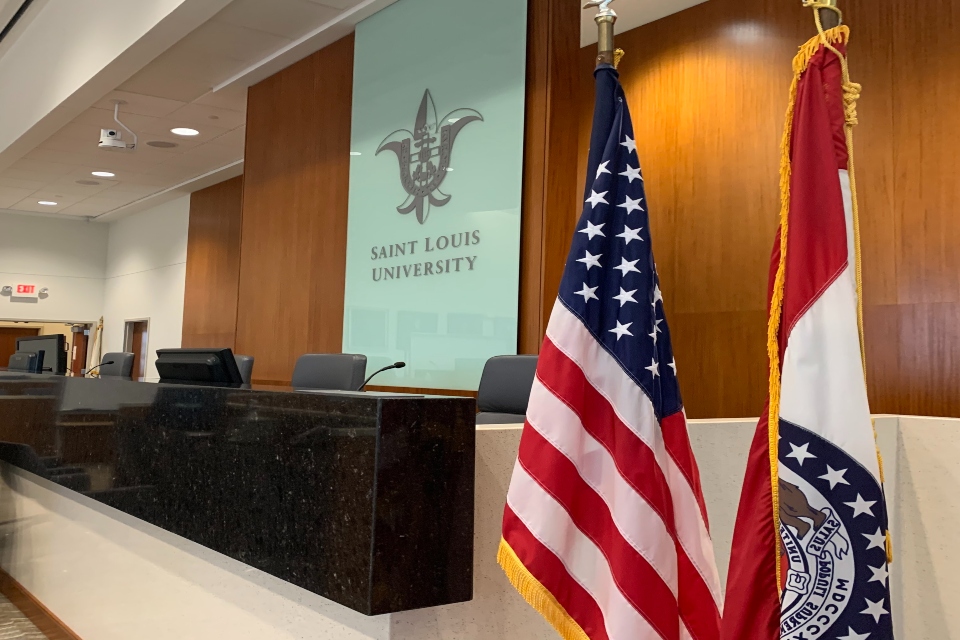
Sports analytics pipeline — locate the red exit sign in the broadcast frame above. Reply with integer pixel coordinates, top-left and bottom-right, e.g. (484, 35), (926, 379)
(16, 284), (36, 295)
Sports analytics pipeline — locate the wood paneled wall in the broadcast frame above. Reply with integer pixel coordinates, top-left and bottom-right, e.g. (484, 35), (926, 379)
(518, 0), (581, 353)
(234, 34), (354, 384)
(580, 0), (960, 418)
(182, 176), (243, 350)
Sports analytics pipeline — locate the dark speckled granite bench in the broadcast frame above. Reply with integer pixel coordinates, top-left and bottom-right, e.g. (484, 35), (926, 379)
(0, 372), (476, 615)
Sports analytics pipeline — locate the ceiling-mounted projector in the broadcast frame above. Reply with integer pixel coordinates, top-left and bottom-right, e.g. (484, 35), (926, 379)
(99, 129), (128, 149)
(98, 102), (137, 150)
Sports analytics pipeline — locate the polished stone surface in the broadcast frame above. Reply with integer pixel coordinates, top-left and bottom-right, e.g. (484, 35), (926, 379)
(0, 372), (476, 615)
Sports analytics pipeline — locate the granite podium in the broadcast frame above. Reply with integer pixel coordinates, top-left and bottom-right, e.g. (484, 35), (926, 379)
(0, 372), (476, 615)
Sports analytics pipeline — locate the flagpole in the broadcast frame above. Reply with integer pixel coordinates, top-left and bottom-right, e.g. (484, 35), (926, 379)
(584, 0), (618, 66)
(818, 0), (841, 29)
(805, 0), (841, 29)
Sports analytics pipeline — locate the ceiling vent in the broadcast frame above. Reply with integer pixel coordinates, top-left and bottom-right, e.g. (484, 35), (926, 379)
(146, 140), (178, 149)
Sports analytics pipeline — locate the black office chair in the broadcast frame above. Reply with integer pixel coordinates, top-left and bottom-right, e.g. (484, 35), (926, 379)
(476, 355), (539, 425)
(291, 354), (367, 391)
(8, 351), (40, 373)
(99, 352), (135, 378)
(234, 355), (255, 384)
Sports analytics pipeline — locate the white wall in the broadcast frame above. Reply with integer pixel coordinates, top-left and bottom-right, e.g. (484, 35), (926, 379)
(0, 211), (107, 322)
(101, 196), (189, 380)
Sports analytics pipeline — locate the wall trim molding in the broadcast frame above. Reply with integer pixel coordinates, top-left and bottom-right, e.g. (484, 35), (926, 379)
(0, 566), (84, 640)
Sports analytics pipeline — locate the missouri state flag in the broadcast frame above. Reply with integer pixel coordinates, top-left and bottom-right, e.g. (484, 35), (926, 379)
(497, 62), (722, 640)
(720, 26), (895, 640)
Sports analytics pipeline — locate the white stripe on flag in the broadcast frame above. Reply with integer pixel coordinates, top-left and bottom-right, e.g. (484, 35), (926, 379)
(664, 435), (723, 608)
(545, 305), (670, 475)
(526, 378), (680, 594)
(546, 303), (723, 606)
(778, 265), (881, 482)
(506, 461), (664, 640)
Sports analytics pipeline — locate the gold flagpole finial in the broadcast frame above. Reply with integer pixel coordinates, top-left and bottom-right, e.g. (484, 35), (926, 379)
(583, 0), (620, 68)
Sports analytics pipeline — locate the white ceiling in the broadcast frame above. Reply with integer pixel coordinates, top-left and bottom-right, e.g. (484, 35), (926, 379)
(0, 0), (27, 34)
(0, 0), (371, 221)
(0, 0), (705, 221)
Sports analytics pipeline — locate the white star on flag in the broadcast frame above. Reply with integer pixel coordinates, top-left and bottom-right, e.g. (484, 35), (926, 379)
(819, 465), (850, 490)
(652, 284), (663, 306)
(861, 598), (888, 623)
(614, 257), (641, 277)
(645, 359), (659, 378)
(574, 283), (598, 303)
(785, 442), (816, 466)
(617, 226), (643, 245)
(863, 529), (886, 551)
(585, 190), (608, 209)
(609, 321), (633, 341)
(845, 494), (877, 518)
(579, 220), (605, 240)
(613, 288), (638, 307)
(837, 628), (871, 640)
(595, 161), (611, 179)
(618, 195), (644, 215)
(868, 562), (888, 584)
(621, 135), (637, 154)
(619, 164), (642, 183)
(668, 359), (677, 374)
(577, 250), (602, 270)
(649, 327), (658, 345)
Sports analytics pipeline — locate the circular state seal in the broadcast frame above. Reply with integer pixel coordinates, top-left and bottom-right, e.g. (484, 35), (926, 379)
(779, 465), (855, 640)
(777, 419), (895, 640)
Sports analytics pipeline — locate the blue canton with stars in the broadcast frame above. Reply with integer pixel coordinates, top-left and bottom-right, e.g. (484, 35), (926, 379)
(557, 65), (681, 420)
(779, 419), (895, 640)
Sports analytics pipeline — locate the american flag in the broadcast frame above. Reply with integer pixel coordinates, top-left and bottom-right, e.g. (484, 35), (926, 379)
(498, 65), (722, 640)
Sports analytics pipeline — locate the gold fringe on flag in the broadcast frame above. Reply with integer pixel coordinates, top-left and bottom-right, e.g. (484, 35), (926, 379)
(497, 539), (590, 640)
(766, 24), (851, 594)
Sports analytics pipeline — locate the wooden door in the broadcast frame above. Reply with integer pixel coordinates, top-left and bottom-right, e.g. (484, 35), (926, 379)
(0, 327), (40, 368)
(126, 321), (149, 380)
(70, 328), (89, 376)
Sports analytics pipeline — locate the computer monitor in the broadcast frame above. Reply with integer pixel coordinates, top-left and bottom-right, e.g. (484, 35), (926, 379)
(155, 348), (244, 385)
(16, 334), (67, 375)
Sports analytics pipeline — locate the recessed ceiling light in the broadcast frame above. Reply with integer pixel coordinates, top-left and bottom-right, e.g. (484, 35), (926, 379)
(170, 127), (199, 136)
(147, 140), (178, 148)
(38, 201), (57, 206)
(91, 171), (114, 178)
(350, 151), (362, 156)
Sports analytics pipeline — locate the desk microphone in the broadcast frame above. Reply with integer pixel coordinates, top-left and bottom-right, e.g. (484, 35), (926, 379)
(357, 362), (406, 391)
(83, 361), (115, 377)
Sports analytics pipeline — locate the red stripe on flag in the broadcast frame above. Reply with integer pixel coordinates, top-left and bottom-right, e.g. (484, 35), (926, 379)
(538, 338), (722, 639)
(780, 43), (850, 346)
(720, 411), (781, 640)
(677, 551), (721, 640)
(518, 425), (680, 640)
(538, 337), (675, 526)
(660, 412), (710, 528)
(502, 506), (611, 640)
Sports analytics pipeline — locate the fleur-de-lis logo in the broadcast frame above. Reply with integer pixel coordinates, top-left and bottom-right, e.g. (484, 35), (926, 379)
(377, 89), (482, 224)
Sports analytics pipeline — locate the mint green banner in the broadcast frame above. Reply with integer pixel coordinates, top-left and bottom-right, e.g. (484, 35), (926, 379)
(343, 0), (528, 390)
